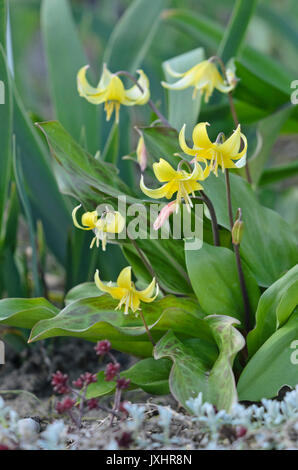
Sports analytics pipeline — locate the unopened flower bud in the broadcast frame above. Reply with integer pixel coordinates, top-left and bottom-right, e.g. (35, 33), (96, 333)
(136, 134), (147, 172)
(232, 209), (244, 245)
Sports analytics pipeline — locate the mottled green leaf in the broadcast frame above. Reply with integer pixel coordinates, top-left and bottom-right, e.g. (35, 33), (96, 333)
(28, 295), (209, 358)
(65, 282), (103, 306)
(155, 316), (244, 412)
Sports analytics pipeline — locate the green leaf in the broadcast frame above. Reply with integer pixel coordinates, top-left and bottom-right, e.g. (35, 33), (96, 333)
(142, 125), (180, 169)
(13, 90), (70, 264)
(234, 60), (291, 115)
(155, 317), (244, 412)
(41, 0), (99, 153)
(259, 161), (298, 187)
(204, 315), (245, 412)
(101, 122), (119, 165)
(65, 282), (103, 306)
(257, 3), (298, 63)
(85, 371), (116, 400)
(122, 357), (172, 395)
(203, 172), (298, 287)
(28, 295), (210, 358)
(0, 298), (58, 329)
(244, 106), (293, 186)
(13, 138), (42, 297)
(185, 243), (260, 327)
(0, 0), (6, 48)
(238, 309), (298, 401)
(87, 358), (172, 400)
(247, 265), (298, 357)
(36, 120), (136, 207)
(162, 47), (203, 135)
(0, 45), (12, 233)
(103, 0), (167, 73)
(136, 238), (193, 295)
(217, 0), (258, 63)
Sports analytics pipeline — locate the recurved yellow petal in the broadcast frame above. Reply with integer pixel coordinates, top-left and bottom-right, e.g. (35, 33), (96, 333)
(192, 122), (213, 150)
(138, 278), (159, 302)
(72, 204), (97, 230)
(153, 159), (178, 182)
(140, 175), (177, 200)
(123, 70), (150, 105)
(94, 270), (125, 300)
(179, 124), (198, 156)
(219, 125), (242, 157)
(117, 266), (132, 289)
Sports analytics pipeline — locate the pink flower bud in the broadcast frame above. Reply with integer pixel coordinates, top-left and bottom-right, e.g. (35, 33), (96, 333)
(51, 370), (70, 394)
(94, 340), (111, 356)
(153, 201), (176, 230)
(105, 362), (120, 381)
(56, 397), (76, 414)
(87, 398), (99, 410)
(136, 135), (147, 172)
(116, 378), (131, 390)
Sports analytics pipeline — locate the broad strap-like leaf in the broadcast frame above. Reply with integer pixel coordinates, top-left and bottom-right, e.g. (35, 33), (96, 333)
(41, 0), (99, 154)
(36, 120), (137, 206)
(185, 242), (260, 327)
(104, 0), (167, 74)
(204, 315), (245, 412)
(0, 298), (58, 329)
(154, 316), (245, 412)
(28, 294), (209, 358)
(203, 172), (298, 287)
(247, 264), (298, 357)
(238, 309), (298, 401)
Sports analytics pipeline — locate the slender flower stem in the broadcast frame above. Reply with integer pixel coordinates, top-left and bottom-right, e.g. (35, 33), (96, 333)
(191, 194), (220, 247)
(127, 233), (166, 295)
(115, 70), (172, 128)
(139, 309), (155, 347)
(210, 56), (252, 184)
(225, 170), (251, 333)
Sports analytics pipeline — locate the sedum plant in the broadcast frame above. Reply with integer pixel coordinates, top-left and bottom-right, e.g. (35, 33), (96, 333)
(0, 0), (297, 414)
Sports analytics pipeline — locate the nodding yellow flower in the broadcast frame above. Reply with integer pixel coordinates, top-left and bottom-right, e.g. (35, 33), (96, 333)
(179, 122), (247, 176)
(94, 266), (159, 315)
(77, 63), (150, 123)
(162, 59), (235, 102)
(72, 205), (125, 251)
(140, 158), (210, 212)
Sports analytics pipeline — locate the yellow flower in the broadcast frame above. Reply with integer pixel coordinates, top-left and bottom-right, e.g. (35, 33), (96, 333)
(77, 64), (150, 123)
(162, 59), (234, 102)
(179, 122), (247, 175)
(72, 205), (125, 251)
(94, 266), (158, 315)
(140, 158), (210, 211)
